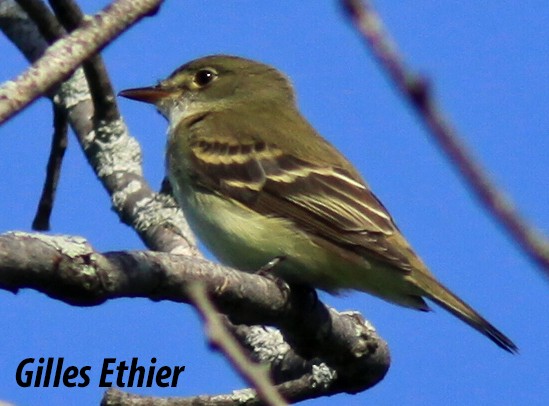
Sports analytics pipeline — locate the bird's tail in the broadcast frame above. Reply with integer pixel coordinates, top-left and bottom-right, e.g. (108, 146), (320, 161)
(412, 272), (518, 353)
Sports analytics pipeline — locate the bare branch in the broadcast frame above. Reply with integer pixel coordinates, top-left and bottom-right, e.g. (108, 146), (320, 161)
(49, 0), (85, 29)
(102, 372), (339, 405)
(0, 0), (164, 125)
(102, 374), (317, 406)
(0, 231), (390, 398)
(48, 0), (121, 122)
(188, 283), (287, 406)
(1, 1), (198, 256)
(15, 0), (65, 42)
(22, 0), (123, 231)
(341, 0), (549, 277)
(13, 1), (69, 231)
(32, 101), (68, 230)
(103, 387), (266, 405)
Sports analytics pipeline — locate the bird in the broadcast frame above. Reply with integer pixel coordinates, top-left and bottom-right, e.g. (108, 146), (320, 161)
(119, 54), (517, 353)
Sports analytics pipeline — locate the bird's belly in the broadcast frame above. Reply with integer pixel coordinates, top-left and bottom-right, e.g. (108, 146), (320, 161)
(172, 183), (418, 303)
(183, 189), (298, 271)
(174, 184), (342, 286)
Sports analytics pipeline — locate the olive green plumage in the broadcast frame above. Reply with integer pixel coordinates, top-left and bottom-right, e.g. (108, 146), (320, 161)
(120, 55), (517, 353)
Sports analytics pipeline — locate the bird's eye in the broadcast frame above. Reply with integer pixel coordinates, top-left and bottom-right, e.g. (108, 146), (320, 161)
(194, 69), (217, 87)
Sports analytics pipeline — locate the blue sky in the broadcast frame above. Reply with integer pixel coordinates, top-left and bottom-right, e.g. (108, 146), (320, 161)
(1, 1), (548, 405)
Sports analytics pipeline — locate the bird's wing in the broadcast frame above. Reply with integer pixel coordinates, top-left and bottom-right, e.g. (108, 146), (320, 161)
(187, 137), (416, 272)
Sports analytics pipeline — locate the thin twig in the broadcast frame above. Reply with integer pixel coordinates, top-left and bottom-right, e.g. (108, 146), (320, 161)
(0, 0), (164, 125)
(13, 1), (67, 231)
(17, 1), (70, 233)
(17, 0), (116, 231)
(15, 0), (65, 42)
(48, 0), (86, 30)
(187, 282), (288, 406)
(32, 102), (68, 230)
(48, 0), (120, 122)
(341, 0), (549, 277)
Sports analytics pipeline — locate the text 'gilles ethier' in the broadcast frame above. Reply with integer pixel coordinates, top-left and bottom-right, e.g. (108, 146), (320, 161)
(16, 357), (186, 388)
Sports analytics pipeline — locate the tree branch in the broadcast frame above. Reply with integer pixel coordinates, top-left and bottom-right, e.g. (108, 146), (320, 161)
(102, 370), (341, 405)
(0, 231), (390, 399)
(32, 101), (68, 230)
(1, 1), (198, 256)
(48, 0), (121, 123)
(0, 0), (163, 125)
(15, 0), (65, 42)
(341, 0), (549, 277)
(187, 283), (287, 406)
(102, 374), (324, 406)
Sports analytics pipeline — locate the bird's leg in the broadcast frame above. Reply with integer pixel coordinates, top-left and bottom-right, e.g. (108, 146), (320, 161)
(256, 256), (319, 313)
(256, 255), (287, 275)
(255, 256), (292, 299)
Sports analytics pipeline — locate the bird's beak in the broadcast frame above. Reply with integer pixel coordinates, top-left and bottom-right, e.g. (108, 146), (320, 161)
(118, 86), (172, 104)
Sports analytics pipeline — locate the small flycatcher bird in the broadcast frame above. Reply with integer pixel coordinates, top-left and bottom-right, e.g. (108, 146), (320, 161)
(120, 55), (516, 352)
